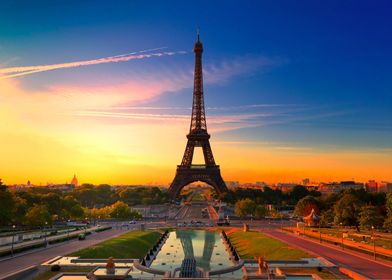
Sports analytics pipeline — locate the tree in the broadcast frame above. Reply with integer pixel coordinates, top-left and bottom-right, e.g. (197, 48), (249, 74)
(13, 195), (28, 224)
(70, 204), (84, 218)
(254, 205), (267, 218)
(334, 194), (363, 230)
(25, 204), (52, 226)
(320, 208), (334, 226)
(383, 215), (392, 232)
(289, 186), (310, 203)
(386, 191), (392, 216)
(294, 195), (319, 216)
(41, 193), (62, 215)
(0, 183), (15, 225)
(95, 184), (116, 206)
(110, 201), (131, 219)
(234, 199), (256, 218)
(359, 205), (384, 230)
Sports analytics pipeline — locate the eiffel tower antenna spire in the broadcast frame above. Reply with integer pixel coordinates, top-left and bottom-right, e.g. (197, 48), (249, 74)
(168, 35), (228, 199)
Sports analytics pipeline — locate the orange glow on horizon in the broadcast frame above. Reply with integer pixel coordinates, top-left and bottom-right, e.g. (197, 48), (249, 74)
(1, 78), (391, 186)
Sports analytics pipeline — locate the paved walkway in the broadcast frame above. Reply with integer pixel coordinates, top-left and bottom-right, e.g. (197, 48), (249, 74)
(264, 229), (392, 279)
(0, 228), (128, 277)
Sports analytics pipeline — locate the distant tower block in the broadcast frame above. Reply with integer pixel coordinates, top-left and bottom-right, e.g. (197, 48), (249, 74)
(168, 34), (228, 199)
(71, 174), (78, 186)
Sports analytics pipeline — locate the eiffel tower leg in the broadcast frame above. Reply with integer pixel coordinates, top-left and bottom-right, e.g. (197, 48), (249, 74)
(202, 141), (215, 165)
(181, 140), (195, 166)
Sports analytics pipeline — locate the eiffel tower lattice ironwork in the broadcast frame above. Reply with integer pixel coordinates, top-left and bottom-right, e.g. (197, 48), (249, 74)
(168, 34), (228, 198)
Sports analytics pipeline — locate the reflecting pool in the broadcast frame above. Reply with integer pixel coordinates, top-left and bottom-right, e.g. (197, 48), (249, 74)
(150, 230), (233, 272)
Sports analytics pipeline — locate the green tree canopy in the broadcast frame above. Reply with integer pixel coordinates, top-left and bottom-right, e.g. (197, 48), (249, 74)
(254, 205), (267, 218)
(333, 194), (363, 229)
(110, 201), (132, 219)
(359, 205), (384, 230)
(0, 183), (15, 226)
(25, 204), (52, 226)
(386, 191), (392, 215)
(294, 195), (320, 216)
(235, 198), (256, 218)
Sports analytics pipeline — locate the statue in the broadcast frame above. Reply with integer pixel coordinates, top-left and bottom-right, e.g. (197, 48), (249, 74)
(257, 256), (263, 275)
(106, 257), (115, 274)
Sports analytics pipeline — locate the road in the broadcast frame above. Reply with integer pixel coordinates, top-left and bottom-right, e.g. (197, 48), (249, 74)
(175, 204), (206, 220)
(0, 226), (101, 255)
(264, 229), (392, 279)
(0, 227), (130, 278)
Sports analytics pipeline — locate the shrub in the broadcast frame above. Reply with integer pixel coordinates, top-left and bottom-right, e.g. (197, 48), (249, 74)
(51, 264), (61, 271)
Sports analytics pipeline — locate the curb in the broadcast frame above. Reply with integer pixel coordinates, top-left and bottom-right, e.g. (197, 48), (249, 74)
(279, 229), (392, 269)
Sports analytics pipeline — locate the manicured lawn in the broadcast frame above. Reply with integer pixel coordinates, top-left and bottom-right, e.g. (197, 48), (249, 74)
(69, 230), (161, 259)
(229, 230), (311, 260)
(33, 267), (92, 280)
(281, 268), (338, 279)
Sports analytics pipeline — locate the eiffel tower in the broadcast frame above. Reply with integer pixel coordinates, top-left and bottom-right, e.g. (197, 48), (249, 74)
(168, 34), (228, 198)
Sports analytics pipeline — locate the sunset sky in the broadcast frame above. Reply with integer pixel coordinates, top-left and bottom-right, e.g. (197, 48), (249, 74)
(1, 0), (391, 185)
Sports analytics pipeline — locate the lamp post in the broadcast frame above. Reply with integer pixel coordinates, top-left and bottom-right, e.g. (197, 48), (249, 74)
(319, 222), (322, 243)
(340, 222), (344, 251)
(44, 221), (48, 247)
(11, 225), (16, 257)
(372, 226), (376, 260)
(85, 217), (88, 235)
(67, 220), (70, 242)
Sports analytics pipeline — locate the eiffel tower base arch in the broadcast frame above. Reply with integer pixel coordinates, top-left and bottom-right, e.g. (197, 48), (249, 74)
(169, 165), (227, 199)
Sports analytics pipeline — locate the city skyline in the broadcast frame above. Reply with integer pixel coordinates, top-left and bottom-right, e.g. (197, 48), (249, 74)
(1, 0), (392, 185)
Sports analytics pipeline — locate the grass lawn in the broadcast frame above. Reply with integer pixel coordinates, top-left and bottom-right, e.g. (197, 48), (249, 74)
(69, 230), (161, 259)
(289, 227), (392, 250)
(229, 230), (311, 260)
(33, 267), (92, 280)
(281, 268), (338, 279)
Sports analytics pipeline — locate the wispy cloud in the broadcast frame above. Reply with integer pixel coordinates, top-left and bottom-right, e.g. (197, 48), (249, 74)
(0, 48), (186, 79)
(74, 104), (353, 134)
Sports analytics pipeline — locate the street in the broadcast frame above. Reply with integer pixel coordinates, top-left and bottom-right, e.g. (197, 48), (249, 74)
(264, 229), (392, 279)
(0, 227), (129, 278)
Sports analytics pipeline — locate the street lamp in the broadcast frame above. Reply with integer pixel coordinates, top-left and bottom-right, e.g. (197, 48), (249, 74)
(67, 220), (70, 242)
(372, 226), (376, 260)
(85, 217), (88, 235)
(340, 222), (344, 251)
(44, 221), (48, 247)
(11, 225), (16, 257)
(319, 222), (322, 243)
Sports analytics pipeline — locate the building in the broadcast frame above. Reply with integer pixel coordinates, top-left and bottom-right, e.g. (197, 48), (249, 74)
(366, 180), (392, 192)
(71, 174), (78, 187)
(225, 181), (240, 189)
(318, 181), (364, 194)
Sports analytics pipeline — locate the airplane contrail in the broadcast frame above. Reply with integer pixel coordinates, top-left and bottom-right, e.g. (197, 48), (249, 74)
(0, 48), (186, 79)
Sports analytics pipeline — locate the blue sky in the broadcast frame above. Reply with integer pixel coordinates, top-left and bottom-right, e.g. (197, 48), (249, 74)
(1, 0), (391, 183)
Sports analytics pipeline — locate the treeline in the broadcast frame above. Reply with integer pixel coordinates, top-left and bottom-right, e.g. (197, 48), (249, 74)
(226, 185), (321, 219)
(72, 184), (168, 208)
(294, 189), (391, 231)
(222, 185), (321, 205)
(0, 180), (167, 227)
(228, 186), (392, 232)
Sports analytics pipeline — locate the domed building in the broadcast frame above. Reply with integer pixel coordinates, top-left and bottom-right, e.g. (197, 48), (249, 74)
(71, 174), (78, 187)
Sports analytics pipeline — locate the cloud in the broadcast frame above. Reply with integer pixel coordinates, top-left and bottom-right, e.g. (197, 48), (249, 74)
(0, 48), (186, 79)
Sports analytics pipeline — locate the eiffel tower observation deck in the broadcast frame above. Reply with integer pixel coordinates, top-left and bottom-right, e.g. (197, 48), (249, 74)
(168, 34), (228, 198)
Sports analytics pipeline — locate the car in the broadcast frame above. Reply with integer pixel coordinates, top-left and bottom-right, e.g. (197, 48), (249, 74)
(129, 220), (137, 224)
(78, 234), (86, 240)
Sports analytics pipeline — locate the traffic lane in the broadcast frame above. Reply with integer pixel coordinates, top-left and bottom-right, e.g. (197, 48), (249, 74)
(0, 228), (128, 278)
(265, 230), (392, 279)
